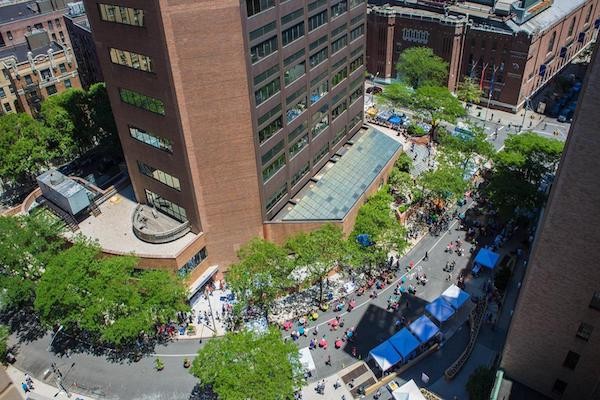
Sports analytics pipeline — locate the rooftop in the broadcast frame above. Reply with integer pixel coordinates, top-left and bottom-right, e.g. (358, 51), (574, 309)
(0, 1), (38, 24)
(68, 185), (199, 258)
(506, 0), (589, 35)
(277, 127), (401, 221)
(0, 40), (62, 63)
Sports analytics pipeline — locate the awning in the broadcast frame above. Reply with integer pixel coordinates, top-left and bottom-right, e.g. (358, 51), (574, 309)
(425, 297), (455, 323)
(474, 248), (501, 269)
(388, 328), (420, 361)
(367, 107), (378, 116)
(299, 347), (316, 372)
(441, 284), (471, 310)
(408, 315), (440, 343)
(391, 379), (427, 400)
(187, 265), (219, 299)
(369, 340), (402, 372)
(388, 115), (402, 125)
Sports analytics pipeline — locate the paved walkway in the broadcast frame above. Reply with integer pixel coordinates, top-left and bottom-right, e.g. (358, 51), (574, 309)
(6, 365), (95, 400)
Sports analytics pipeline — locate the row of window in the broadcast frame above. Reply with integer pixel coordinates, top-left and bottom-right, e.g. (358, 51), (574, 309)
(119, 88), (165, 115)
(177, 247), (207, 277)
(130, 126), (173, 152)
(98, 3), (144, 26)
(246, 0), (274, 17)
(251, 36), (278, 64)
(137, 161), (181, 191)
(255, 77), (281, 105)
(145, 189), (187, 223)
(109, 48), (153, 73)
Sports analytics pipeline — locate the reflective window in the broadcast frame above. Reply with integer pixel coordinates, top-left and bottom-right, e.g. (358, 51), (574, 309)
(177, 247), (207, 277)
(145, 189), (187, 222)
(311, 104), (329, 138)
(289, 134), (308, 158)
(308, 10), (328, 32)
(138, 161), (181, 190)
(258, 116), (283, 144)
(331, 0), (347, 19)
(266, 183), (287, 210)
(284, 61), (305, 86)
(263, 153), (286, 181)
(255, 78), (280, 105)
(246, 0), (274, 17)
(282, 22), (304, 46)
(309, 47), (328, 69)
(291, 162), (310, 186)
(251, 36), (278, 63)
(313, 142), (329, 164)
(110, 48), (153, 72)
(98, 3), (144, 26)
(119, 88), (165, 115)
(129, 126), (172, 152)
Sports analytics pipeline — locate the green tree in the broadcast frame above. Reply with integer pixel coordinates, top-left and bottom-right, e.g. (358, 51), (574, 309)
(0, 325), (8, 361)
(0, 212), (64, 309)
(350, 187), (407, 272)
(285, 224), (346, 303)
(388, 169), (414, 203)
(377, 82), (413, 109)
(396, 47), (448, 89)
(34, 242), (188, 345)
(394, 152), (413, 173)
(438, 124), (494, 173)
(418, 163), (469, 202)
(466, 366), (495, 400)
(227, 238), (293, 318)
(87, 83), (118, 149)
(456, 77), (482, 105)
(190, 328), (303, 400)
(0, 114), (63, 184)
(487, 132), (564, 216)
(412, 85), (466, 142)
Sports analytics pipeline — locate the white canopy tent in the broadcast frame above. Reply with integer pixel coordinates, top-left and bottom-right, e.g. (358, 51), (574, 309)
(298, 347), (316, 372)
(391, 379), (427, 400)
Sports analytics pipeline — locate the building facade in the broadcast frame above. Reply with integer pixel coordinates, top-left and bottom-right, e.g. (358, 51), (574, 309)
(0, 0), (71, 48)
(82, 0), (367, 274)
(366, 0), (600, 111)
(64, 1), (102, 88)
(500, 42), (600, 399)
(0, 29), (80, 115)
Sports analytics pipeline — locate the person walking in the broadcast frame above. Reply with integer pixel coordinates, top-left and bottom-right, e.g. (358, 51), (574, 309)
(21, 382), (30, 394)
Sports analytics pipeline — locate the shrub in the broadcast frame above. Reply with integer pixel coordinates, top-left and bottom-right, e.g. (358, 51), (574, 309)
(466, 366), (495, 400)
(395, 153), (413, 173)
(407, 123), (428, 137)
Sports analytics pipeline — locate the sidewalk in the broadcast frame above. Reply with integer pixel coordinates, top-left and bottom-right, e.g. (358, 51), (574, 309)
(5, 365), (97, 400)
(301, 372), (353, 400)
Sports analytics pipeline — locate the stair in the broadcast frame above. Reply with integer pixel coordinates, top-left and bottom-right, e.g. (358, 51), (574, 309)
(89, 201), (101, 217)
(39, 198), (79, 232)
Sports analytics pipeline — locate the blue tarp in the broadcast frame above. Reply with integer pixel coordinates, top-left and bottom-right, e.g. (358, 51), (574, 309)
(441, 284), (470, 310)
(408, 315), (440, 343)
(356, 234), (374, 247)
(369, 340), (402, 372)
(388, 328), (420, 361)
(474, 248), (501, 269)
(425, 297), (455, 323)
(388, 115), (402, 125)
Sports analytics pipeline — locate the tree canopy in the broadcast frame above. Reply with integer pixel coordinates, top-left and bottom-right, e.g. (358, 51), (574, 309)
(34, 242), (189, 345)
(227, 238), (293, 318)
(456, 77), (482, 105)
(418, 163), (469, 202)
(438, 124), (494, 173)
(412, 85), (466, 141)
(285, 224), (347, 303)
(0, 211), (65, 309)
(396, 47), (448, 89)
(487, 132), (564, 216)
(0, 325), (8, 361)
(191, 328), (303, 400)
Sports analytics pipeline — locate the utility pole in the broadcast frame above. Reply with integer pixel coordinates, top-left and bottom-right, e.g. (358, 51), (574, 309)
(47, 325), (72, 398)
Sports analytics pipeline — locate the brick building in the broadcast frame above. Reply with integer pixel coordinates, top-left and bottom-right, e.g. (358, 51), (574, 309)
(500, 42), (600, 399)
(0, 0), (71, 48)
(0, 28), (80, 115)
(366, 0), (600, 111)
(78, 0), (406, 287)
(64, 1), (101, 88)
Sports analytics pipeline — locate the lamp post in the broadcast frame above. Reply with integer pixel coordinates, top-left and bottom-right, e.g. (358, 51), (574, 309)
(520, 96), (530, 132)
(370, 71), (380, 106)
(47, 325), (71, 398)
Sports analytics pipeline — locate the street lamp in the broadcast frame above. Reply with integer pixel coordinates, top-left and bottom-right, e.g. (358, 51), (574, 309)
(370, 72), (380, 106)
(520, 96), (530, 132)
(47, 325), (72, 398)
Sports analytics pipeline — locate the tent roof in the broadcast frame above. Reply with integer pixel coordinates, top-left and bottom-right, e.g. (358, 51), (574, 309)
(392, 380), (427, 400)
(369, 340), (402, 372)
(475, 247), (501, 269)
(408, 315), (440, 343)
(388, 328), (421, 359)
(298, 347), (316, 372)
(441, 284), (471, 310)
(425, 297), (455, 323)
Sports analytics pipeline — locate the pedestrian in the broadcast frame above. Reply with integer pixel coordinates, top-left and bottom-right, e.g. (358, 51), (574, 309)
(24, 374), (34, 390)
(21, 382), (29, 394)
(424, 251), (428, 261)
(334, 378), (341, 389)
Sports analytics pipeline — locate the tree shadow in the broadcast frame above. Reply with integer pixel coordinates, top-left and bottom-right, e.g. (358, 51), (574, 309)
(188, 383), (218, 400)
(1, 307), (47, 344)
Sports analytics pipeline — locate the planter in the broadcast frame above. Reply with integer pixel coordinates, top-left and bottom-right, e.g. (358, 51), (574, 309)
(183, 358), (191, 369)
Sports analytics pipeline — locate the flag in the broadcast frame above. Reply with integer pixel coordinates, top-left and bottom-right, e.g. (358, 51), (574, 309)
(479, 63), (488, 90)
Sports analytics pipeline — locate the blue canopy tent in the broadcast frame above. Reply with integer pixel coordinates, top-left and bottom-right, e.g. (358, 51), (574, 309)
(369, 340), (402, 372)
(425, 297), (455, 323)
(473, 248), (500, 275)
(408, 315), (440, 343)
(388, 328), (420, 362)
(441, 284), (470, 310)
(356, 234), (374, 247)
(388, 115), (402, 125)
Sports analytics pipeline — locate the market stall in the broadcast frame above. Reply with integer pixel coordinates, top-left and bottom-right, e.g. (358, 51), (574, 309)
(408, 315), (440, 343)
(368, 340), (402, 373)
(425, 297), (455, 323)
(388, 328), (421, 363)
(441, 284), (471, 310)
